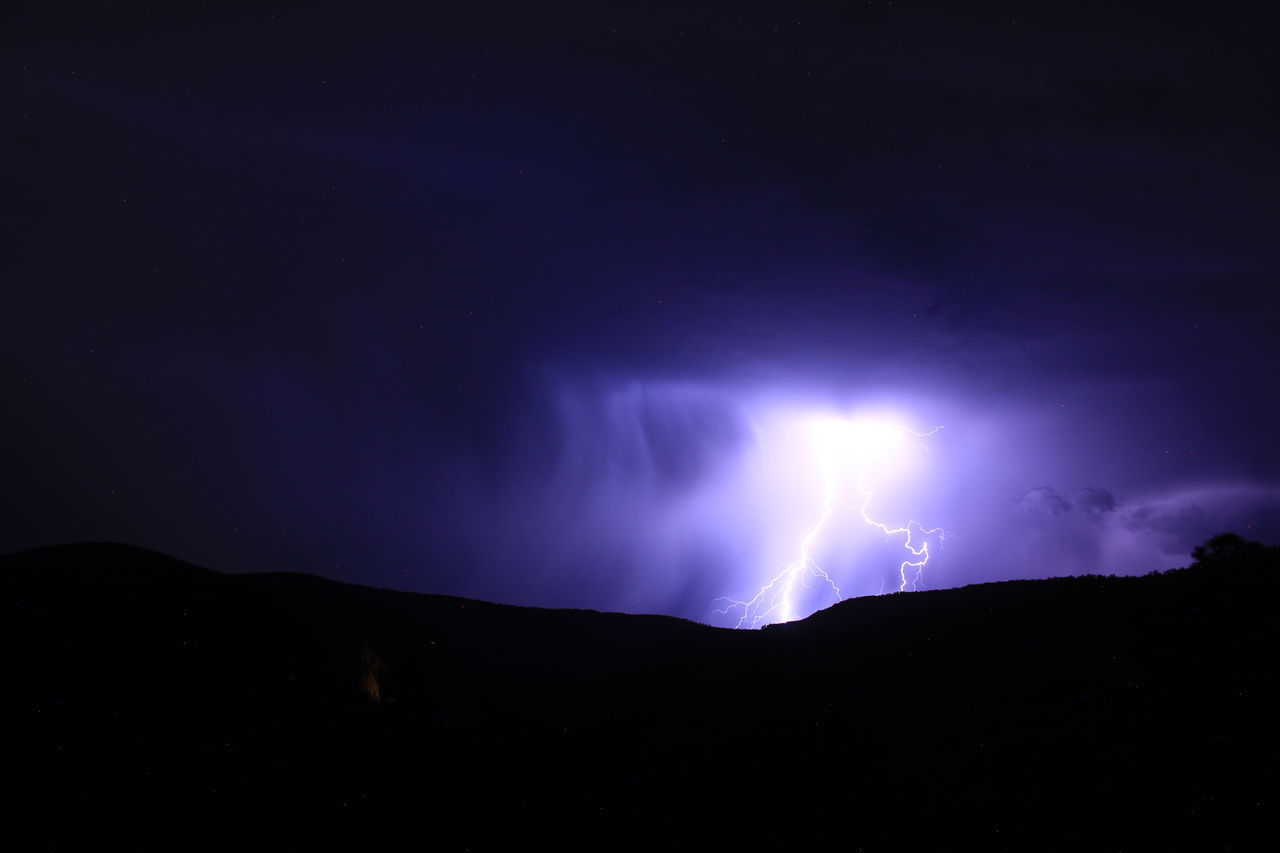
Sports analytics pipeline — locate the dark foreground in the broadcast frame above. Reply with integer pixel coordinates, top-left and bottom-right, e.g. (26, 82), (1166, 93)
(8, 537), (1277, 850)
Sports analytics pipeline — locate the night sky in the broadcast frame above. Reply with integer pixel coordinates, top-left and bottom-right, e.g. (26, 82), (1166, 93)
(5, 1), (1279, 625)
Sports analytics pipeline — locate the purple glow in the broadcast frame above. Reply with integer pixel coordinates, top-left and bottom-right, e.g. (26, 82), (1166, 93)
(434, 373), (1280, 625)
(4, 0), (1279, 633)
(714, 413), (945, 626)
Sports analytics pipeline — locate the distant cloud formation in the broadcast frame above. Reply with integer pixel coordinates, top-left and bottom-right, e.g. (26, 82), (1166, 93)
(1014, 487), (1075, 520)
(1122, 501), (1209, 554)
(1004, 482), (1280, 580)
(1120, 485), (1280, 556)
(1073, 487), (1118, 516)
(1014, 486), (1118, 522)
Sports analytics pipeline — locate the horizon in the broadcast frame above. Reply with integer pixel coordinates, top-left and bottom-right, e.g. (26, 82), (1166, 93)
(2, 532), (1256, 627)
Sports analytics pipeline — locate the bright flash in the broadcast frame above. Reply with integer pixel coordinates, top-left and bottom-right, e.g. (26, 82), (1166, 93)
(811, 417), (909, 467)
(714, 413), (944, 628)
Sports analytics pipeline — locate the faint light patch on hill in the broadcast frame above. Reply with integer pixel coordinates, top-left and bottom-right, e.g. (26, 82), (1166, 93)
(358, 641), (387, 703)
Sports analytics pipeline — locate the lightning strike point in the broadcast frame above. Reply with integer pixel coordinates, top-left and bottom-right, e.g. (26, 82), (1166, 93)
(715, 415), (945, 628)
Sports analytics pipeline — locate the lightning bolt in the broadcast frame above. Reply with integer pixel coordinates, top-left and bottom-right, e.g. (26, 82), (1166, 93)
(857, 473), (946, 594)
(713, 476), (844, 628)
(715, 421), (944, 628)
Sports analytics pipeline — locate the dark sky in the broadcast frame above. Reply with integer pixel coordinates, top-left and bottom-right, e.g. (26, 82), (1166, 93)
(4, 0), (1279, 624)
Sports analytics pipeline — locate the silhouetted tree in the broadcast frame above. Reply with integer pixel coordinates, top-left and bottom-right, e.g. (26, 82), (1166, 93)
(1190, 532), (1271, 567)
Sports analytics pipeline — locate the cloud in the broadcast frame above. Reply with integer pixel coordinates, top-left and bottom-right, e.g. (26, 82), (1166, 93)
(1121, 501), (1208, 554)
(1073, 487), (1118, 516)
(1013, 485), (1117, 526)
(1120, 484), (1280, 556)
(1014, 487), (1073, 520)
(1004, 481), (1280, 580)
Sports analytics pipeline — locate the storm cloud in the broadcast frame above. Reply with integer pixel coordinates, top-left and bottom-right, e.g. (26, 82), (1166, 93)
(3, 1), (1278, 624)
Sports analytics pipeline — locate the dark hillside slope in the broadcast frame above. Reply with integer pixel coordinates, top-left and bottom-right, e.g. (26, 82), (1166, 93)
(8, 540), (1278, 850)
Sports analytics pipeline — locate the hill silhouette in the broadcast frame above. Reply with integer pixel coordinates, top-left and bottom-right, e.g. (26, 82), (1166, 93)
(8, 539), (1278, 850)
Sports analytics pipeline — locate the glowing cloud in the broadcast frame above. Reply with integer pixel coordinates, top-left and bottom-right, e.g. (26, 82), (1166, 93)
(715, 413), (945, 628)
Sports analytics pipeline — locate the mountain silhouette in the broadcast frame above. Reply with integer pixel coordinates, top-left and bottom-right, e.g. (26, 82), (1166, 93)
(9, 540), (1277, 850)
